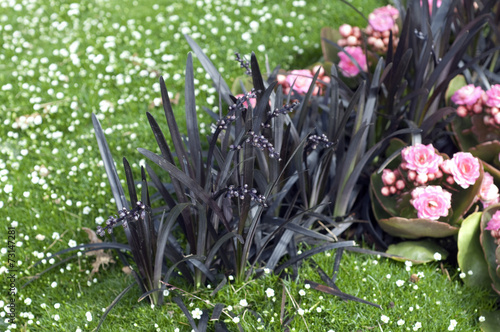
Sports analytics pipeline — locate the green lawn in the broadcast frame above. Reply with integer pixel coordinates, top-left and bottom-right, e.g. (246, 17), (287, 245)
(1, 0), (498, 331)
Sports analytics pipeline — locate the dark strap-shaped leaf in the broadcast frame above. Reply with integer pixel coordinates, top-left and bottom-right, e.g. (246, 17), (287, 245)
(138, 148), (231, 231)
(173, 296), (198, 332)
(95, 282), (137, 331)
(185, 34), (232, 105)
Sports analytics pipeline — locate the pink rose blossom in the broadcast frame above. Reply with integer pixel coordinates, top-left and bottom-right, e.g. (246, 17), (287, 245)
(451, 84), (484, 106)
(411, 186), (452, 220)
(368, 6), (399, 32)
(401, 144), (443, 175)
(338, 46), (367, 77)
(449, 152), (480, 189)
(485, 210), (500, 231)
(285, 69), (314, 95)
(368, 12), (395, 32)
(485, 85), (500, 108)
(479, 172), (500, 208)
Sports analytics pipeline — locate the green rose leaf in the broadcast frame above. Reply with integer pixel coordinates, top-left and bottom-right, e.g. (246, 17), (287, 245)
(386, 240), (448, 264)
(378, 217), (459, 239)
(457, 212), (491, 288)
(480, 205), (500, 295)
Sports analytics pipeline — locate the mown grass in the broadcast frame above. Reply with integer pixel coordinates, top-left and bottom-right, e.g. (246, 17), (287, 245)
(1, 0), (498, 331)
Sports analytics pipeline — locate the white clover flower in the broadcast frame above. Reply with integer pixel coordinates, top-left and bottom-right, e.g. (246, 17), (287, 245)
(54, 303), (60, 309)
(448, 319), (457, 330)
(24, 298), (32, 305)
(54, 314), (60, 321)
(192, 308), (203, 320)
(304, 284), (310, 289)
(265, 288), (275, 298)
(68, 240), (77, 248)
(381, 315), (390, 323)
(51, 282), (57, 288)
(83, 206), (91, 215)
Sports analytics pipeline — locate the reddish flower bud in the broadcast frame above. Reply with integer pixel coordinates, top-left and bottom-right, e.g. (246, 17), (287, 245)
(416, 173), (428, 184)
(408, 170), (417, 181)
(456, 105), (468, 117)
(382, 169), (396, 185)
(381, 186), (390, 196)
(395, 180), (405, 190)
(389, 186), (397, 194)
(446, 175), (455, 185)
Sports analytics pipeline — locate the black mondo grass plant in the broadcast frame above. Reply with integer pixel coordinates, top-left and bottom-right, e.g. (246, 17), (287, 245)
(23, 35), (420, 331)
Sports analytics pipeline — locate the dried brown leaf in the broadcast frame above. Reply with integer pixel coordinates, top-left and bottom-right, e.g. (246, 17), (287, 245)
(82, 227), (115, 277)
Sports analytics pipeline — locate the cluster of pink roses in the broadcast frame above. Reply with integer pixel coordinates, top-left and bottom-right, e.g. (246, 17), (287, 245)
(452, 84), (500, 127)
(277, 65), (330, 95)
(337, 5), (400, 56)
(380, 143), (496, 220)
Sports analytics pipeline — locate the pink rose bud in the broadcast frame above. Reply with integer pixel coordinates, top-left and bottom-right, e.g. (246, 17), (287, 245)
(449, 152), (480, 189)
(451, 84), (484, 106)
(440, 160), (452, 174)
(411, 185), (452, 220)
(382, 169), (396, 185)
(374, 39), (385, 50)
(338, 39), (347, 47)
(277, 74), (287, 85)
(408, 170), (417, 181)
(396, 180), (405, 190)
(494, 113), (500, 125)
(446, 176), (455, 185)
(381, 186), (390, 196)
(389, 186), (397, 194)
(352, 27), (361, 38)
(435, 170), (443, 178)
(401, 144), (443, 175)
(427, 173), (435, 181)
(416, 173), (428, 184)
(339, 24), (353, 37)
(312, 65), (325, 77)
(347, 36), (358, 46)
(456, 105), (468, 117)
(491, 107), (499, 115)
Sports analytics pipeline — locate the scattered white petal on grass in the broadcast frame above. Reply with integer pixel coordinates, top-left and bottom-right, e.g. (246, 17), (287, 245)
(95, 216), (104, 225)
(86, 312), (92, 321)
(54, 314), (60, 321)
(397, 319), (405, 326)
(405, 260), (412, 271)
(304, 284), (310, 289)
(35, 234), (45, 241)
(381, 315), (390, 323)
(448, 319), (457, 330)
(263, 268), (271, 274)
(239, 299), (248, 307)
(265, 288), (275, 298)
(396, 280), (405, 287)
(54, 303), (60, 309)
(413, 322), (422, 330)
(297, 308), (304, 316)
(386, 274), (391, 279)
(51, 282), (57, 288)
(433, 252), (442, 261)
(68, 240), (77, 247)
(233, 317), (240, 323)
(24, 298), (32, 305)
(83, 206), (91, 215)
(191, 308), (203, 320)
(479, 316), (485, 322)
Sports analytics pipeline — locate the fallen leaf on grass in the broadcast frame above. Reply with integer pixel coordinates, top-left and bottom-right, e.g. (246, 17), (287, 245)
(82, 227), (115, 277)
